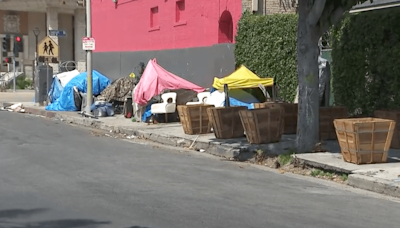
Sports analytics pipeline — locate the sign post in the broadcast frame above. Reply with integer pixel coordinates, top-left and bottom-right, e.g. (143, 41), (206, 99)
(85, 0), (93, 115)
(37, 36), (59, 103)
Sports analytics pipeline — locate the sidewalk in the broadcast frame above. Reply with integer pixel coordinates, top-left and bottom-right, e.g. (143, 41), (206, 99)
(1, 99), (400, 198)
(18, 105), (302, 159)
(0, 90), (35, 103)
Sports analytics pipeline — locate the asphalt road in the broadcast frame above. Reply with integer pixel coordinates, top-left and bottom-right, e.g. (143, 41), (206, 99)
(1, 111), (400, 228)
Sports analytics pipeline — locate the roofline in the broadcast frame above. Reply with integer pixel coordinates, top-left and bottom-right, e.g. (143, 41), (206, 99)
(350, 2), (400, 13)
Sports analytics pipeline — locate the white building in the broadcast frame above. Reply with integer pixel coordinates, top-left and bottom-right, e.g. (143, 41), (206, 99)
(0, 0), (86, 76)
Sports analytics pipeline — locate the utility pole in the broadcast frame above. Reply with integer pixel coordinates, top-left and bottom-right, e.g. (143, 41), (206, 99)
(85, 0), (93, 113)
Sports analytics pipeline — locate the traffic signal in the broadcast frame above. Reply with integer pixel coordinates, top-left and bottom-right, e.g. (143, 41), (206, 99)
(13, 35), (23, 57)
(2, 35), (10, 53)
(2, 57), (11, 66)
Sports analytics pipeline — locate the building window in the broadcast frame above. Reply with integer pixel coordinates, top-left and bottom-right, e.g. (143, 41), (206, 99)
(150, 6), (159, 30)
(175, 0), (185, 23)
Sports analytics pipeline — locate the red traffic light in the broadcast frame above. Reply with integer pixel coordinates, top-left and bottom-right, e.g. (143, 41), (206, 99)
(15, 36), (21, 42)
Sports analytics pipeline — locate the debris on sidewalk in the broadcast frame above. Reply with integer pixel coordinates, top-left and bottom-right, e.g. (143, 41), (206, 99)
(1, 103), (25, 113)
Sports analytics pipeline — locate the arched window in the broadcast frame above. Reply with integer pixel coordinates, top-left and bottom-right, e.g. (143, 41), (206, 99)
(218, 10), (233, 44)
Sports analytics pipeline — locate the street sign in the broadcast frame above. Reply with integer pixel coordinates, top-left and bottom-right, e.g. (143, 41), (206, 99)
(82, 37), (95, 50)
(49, 30), (67, 37)
(37, 36), (59, 62)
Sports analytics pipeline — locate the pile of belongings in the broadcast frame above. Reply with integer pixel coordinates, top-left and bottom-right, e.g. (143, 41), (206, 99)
(91, 101), (115, 117)
(96, 77), (136, 103)
(0, 103), (25, 113)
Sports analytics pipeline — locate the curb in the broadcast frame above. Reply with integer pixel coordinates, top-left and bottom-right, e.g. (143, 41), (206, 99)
(22, 106), (246, 159)
(295, 156), (400, 198)
(348, 174), (400, 198)
(295, 157), (353, 174)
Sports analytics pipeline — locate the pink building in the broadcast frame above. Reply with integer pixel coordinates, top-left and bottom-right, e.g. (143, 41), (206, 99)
(92, 0), (242, 87)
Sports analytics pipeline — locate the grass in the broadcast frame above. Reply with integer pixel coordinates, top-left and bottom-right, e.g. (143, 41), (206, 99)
(310, 168), (349, 182)
(278, 153), (294, 166)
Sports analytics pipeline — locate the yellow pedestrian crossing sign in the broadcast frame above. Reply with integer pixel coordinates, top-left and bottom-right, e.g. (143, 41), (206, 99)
(37, 36), (59, 59)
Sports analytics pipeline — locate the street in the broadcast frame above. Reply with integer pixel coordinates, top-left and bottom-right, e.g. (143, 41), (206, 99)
(1, 111), (400, 228)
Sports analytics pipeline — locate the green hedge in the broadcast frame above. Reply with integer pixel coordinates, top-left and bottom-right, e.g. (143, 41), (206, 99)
(234, 11), (298, 102)
(332, 8), (400, 115)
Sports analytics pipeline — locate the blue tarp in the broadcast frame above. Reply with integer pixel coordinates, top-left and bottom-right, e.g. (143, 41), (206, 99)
(48, 77), (63, 103)
(46, 70), (111, 111)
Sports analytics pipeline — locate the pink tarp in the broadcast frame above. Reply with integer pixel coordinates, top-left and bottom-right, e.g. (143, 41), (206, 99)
(134, 59), (205, 106)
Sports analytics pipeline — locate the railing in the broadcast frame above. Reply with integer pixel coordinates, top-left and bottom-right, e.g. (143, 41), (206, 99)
(58, 60), (77, 73)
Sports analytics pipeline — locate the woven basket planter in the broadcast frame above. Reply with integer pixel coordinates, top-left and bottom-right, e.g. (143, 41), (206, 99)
(334, 118), (395, 165)
(177, 104), (214, 135)
(374, 110), (400, 148)
(239, 107), (284, 144)
(207, 106), (247, 139)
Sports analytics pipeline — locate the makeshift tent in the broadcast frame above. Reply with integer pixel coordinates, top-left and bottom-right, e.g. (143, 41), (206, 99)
(48, 77), (64, 103)
(212, 65), (274, 90)
(134, 59), (205, 106)
(57, 70), (80, 87)
(48, 70), (81, 103)
(46, 70), (111, 111)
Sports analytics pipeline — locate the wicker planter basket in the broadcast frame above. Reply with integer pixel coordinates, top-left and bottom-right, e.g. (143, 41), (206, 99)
(239, 107), (284, 144)
(374, 110), (400, 148)
(254, 102), (297, 134)
(207, 106), (247, 139)
(177, 104), (214, 135)
(320, 106), (348, 140)
(334, 118), (395, 165)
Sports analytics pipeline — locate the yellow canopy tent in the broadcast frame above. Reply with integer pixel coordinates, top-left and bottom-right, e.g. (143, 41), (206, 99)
(212, 65), (274, 90)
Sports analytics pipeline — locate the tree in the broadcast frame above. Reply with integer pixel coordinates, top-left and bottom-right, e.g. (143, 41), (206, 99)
(296, 0), (371, 152)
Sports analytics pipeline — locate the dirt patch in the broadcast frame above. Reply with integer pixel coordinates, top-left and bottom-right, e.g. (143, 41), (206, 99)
(247, 152), (349, 184)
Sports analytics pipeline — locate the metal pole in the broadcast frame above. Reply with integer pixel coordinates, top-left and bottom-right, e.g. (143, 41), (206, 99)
(12, 56), (16, 93)
(33, 34), (38, 86)
(46, 60), (49, 103)
(85, 0), (93, 113)
(12, 34), (16, 92)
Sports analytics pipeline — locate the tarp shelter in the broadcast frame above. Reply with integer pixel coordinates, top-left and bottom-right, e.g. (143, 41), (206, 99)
(46, 70), (111, 111)
(48, 70), (81, 103)
(207, 65), (273, 109)
(212, 65), (274, 90)
(134, 59), (205, 106)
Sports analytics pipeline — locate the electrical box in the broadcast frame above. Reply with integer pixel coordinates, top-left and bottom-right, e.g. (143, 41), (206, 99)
(35, 65), (53, 105)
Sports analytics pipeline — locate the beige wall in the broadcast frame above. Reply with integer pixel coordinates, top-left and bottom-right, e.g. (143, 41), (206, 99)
(27, 12), (46, 61)
(0, 10), (29, 35)
(58, 13), (74, 63)
(242, 0), (297, 15)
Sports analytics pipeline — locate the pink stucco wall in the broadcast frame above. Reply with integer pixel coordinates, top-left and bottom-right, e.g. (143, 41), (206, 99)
(92, 0), (242, 52)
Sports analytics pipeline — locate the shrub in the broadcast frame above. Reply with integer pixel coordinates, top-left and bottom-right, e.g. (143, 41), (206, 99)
(235, 11), (298, 102)
(7, 74), (32, 90)
(331, 8), (400, 115)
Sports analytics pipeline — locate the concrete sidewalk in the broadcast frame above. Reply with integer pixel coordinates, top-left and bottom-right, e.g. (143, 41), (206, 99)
(2, 100), (400, 198)
(295, 152), (400, 198)
(17, 105), (302, 159)
(0, 90), (34, 103)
